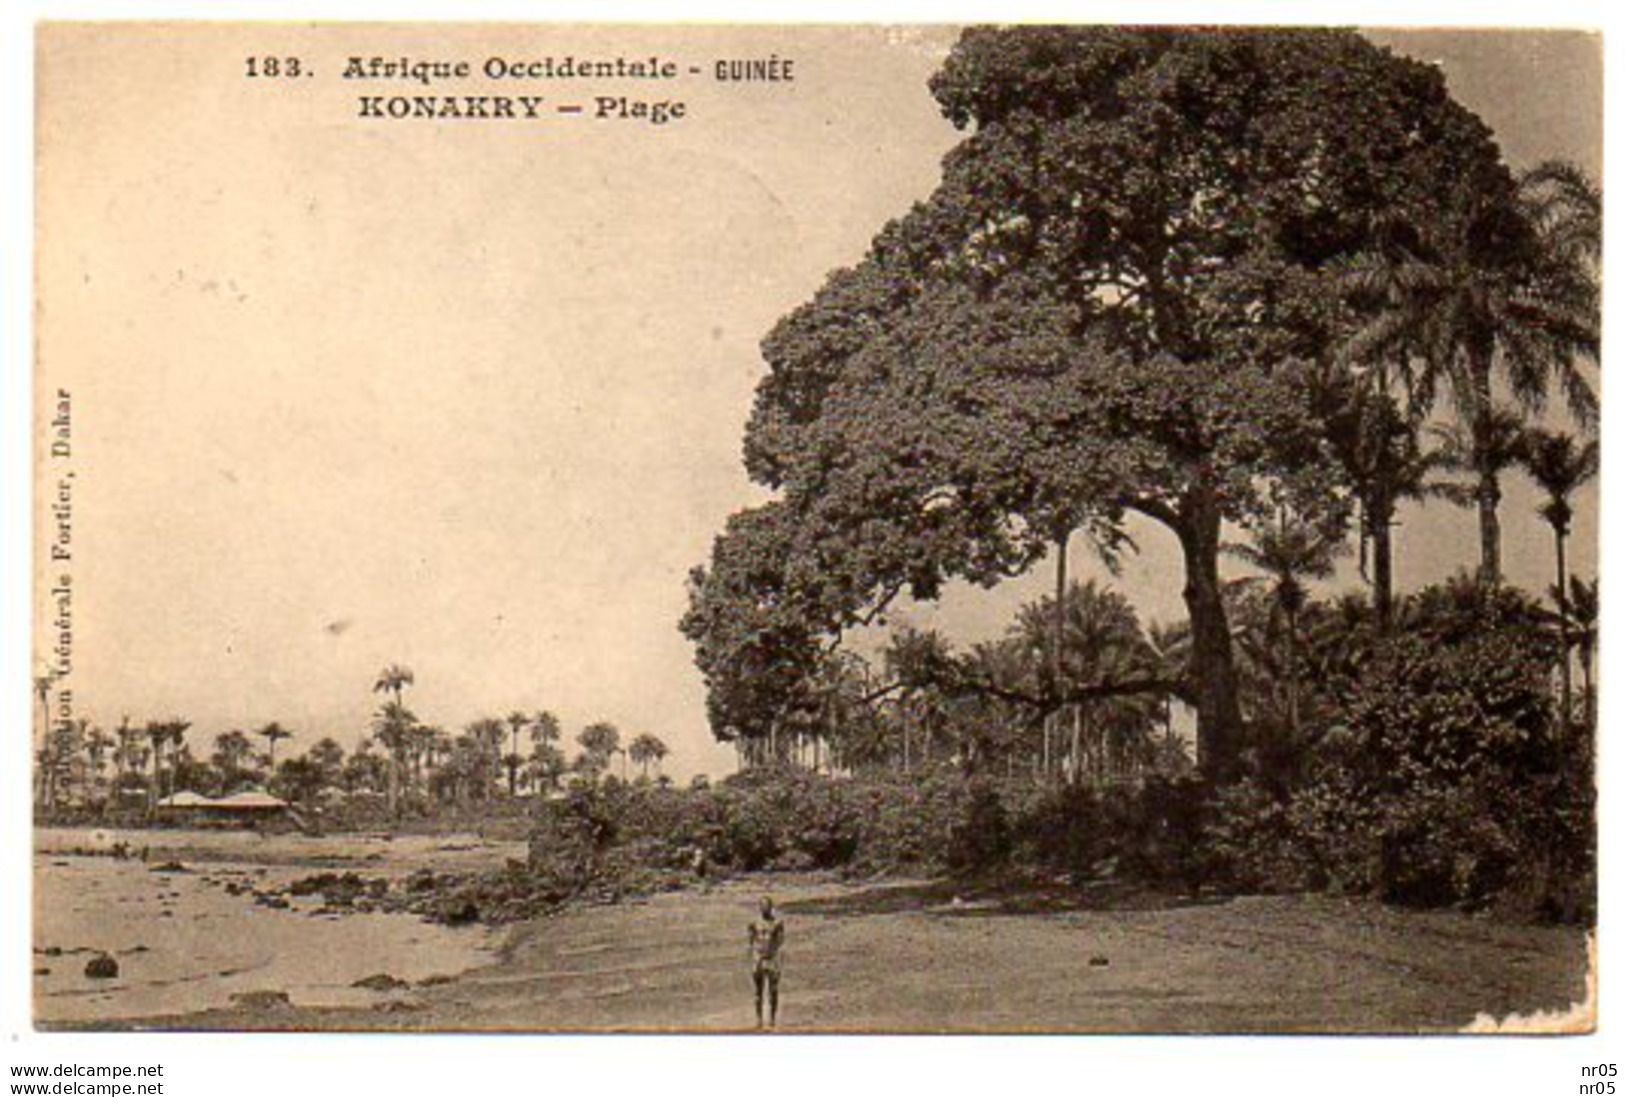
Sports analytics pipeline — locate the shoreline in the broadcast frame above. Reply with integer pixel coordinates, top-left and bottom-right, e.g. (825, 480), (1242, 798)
(35, 860), (1594, 1034)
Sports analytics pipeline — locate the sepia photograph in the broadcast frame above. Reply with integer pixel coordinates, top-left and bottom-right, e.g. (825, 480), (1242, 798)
(26, 18), (1601, 1043)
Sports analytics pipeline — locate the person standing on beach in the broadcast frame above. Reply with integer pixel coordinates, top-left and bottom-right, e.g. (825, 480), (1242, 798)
(748, 896), (784, 1029)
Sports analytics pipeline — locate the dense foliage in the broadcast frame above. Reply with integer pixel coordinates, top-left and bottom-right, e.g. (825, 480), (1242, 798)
(531, 577), (1594, 925)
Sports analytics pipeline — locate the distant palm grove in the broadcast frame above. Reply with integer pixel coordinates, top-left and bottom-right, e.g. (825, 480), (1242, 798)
(679, 27), (1599, 919)
(31, 660), (670, 822)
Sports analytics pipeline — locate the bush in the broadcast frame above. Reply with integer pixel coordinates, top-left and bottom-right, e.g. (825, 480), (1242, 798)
(945, 780), (1010, 872)
(1276, 621), (1588, 918)
(1012, 782), (1106, 877)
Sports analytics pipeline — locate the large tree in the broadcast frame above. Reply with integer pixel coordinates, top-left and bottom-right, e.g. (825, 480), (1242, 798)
(687, 28), (1515, 782)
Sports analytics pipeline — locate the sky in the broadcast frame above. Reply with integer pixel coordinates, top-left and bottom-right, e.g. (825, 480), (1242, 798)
(34, 25), (1601, 780)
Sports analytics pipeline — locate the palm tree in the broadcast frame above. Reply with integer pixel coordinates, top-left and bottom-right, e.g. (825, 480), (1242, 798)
(373, 666), (415, 809)
(504, 711), (529, 796)
(407, 722), (438, 791)
(1225, 514), (1344, 737)
(112, 716), (138, 783)
(881, 628), (955, 776)
(143, 720), (169, 810)
(1342, 162), (1599, 584)
(1145, 620), (1192, 767)
(307, 737), (346, 790)
(527, 742), (566, 793)
(372, 701), (416, 817)
(576, 722), (620, 782)
(256, 722), (294, 772)
(1436, 166), (1599, 583)
(1317, 369), (1457, 631)
(141, 719), (191, 806)
(373, 664), (415, 708)
(1430, 408), (1532, 572)
(628, 733), (669, 780)
(429, 727), (453, 785)
(212, 729), (257, 792)
(1566, 576), (1598, 728)
(1016, 579), (1158, 784)
(527, 709), (563, 788)
(1333, 225), (1435, 632)
(82, 724), (112, 801)
(530, 711), (562, 747)
(165, 721), (191, 791)
(1522, 428), (1599, 727)
(466, 718), (508, 795)
(33, 675), (55, 808)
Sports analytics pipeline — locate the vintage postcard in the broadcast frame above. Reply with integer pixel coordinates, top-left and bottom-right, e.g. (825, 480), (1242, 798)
(32, 22), (1599, 1033)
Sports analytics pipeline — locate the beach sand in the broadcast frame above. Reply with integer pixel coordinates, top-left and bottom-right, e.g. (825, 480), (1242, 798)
(45, 869), (1591, 1034)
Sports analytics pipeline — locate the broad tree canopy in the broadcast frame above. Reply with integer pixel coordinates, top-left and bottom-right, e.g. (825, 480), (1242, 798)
(684, 28), (1518, 777)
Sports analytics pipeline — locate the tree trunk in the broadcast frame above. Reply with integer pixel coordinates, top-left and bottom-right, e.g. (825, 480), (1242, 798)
(1371, 489), (1395, 632)
(1370, 360), (1398, 632)
(1070, 704), (1082, 786)
(1554, 524), (1572, 734)
(1164, 698), (1176, 772)
(1581, 648), (1595, 728)
(1177, 486), (1245, 782)
(1284, 606), (1300, 735)
(1476, 466), (1502, 585)
(1470, 359), (1502, 585)
(386, 752), (400, 819)
(1051, 529), (1069, 784)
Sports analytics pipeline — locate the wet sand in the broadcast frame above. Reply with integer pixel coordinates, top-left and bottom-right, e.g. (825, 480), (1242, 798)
(50, 872), (1592, 1034)
(33, 828), (518, 1024)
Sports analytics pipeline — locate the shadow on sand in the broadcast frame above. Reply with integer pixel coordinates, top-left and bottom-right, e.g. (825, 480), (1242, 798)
(780, 875), (1236, 919)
